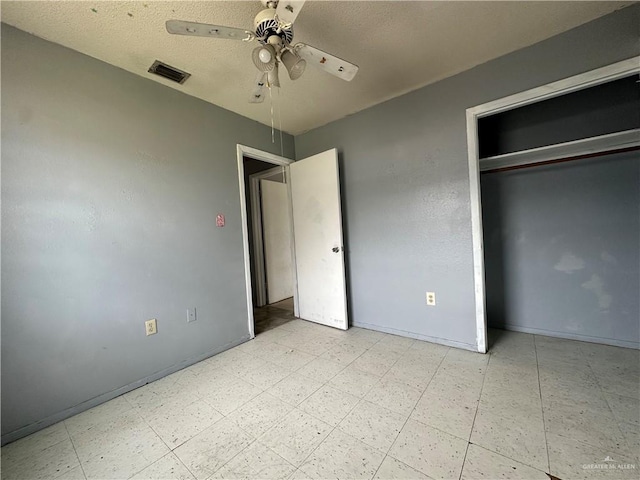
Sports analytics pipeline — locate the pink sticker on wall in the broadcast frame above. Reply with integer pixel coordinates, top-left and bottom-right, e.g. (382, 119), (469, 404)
(216, 214), (225, 227)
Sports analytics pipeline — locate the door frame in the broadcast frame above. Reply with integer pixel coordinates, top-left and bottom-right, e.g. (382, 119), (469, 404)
(237, 145), (295, 339)
(466, 56), (639, 353)
(249, 166), (288, 307)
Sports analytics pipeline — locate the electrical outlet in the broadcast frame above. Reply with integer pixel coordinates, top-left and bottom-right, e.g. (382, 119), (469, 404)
(426, 292), (436, 306)
(187, 308), (197, 323)
(145, 318), (157, 336)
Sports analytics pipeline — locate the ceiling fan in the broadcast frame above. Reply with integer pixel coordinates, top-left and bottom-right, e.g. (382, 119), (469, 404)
(166, 0), (359, 104)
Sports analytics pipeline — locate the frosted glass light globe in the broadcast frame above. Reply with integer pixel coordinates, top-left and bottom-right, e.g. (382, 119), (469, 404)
(258, 48), (272, 63)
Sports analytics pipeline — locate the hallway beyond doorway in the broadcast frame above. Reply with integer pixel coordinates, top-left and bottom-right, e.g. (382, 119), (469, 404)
(254, 297), (295, 334)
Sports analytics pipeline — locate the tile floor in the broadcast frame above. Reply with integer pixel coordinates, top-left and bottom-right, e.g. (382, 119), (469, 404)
(2, 324), (639, 480)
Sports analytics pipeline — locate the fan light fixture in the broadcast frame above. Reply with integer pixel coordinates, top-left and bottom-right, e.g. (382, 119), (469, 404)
(258, 48), (272, 63)
(281, 49), (306, 80)
(252, 45), (276, 72)
(166, 0), (360, 107)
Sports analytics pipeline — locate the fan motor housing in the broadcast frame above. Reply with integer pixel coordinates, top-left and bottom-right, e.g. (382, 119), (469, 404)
(254, 8), (293, 45)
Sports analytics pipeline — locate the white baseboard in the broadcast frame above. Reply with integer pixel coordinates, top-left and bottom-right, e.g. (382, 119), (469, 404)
(352, 321), (480, 353)
(495, 324), (639, 350)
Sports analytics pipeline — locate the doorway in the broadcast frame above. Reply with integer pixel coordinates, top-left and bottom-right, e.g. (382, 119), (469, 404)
(237, 146), (296, 338)
(249, 166), (294, 308)
(237, 145), (349, 339)
(249, 165), (296, 333)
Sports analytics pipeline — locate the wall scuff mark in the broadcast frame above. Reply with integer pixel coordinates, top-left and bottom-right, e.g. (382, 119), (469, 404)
(554, 252), (585, 274)
(581, 274), (613, 309)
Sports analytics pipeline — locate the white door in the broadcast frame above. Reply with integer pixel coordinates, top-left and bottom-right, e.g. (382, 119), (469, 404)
(290, 148), (348, 330)
(261, 179), (294, 303)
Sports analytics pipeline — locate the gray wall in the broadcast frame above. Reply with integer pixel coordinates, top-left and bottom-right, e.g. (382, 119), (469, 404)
(1, 24), (294, 443)
(482, 152), (639, 348)
(295, 5), (640, 350)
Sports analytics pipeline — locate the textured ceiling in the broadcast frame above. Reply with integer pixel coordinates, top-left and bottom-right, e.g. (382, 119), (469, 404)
(1, 1), (631, 135)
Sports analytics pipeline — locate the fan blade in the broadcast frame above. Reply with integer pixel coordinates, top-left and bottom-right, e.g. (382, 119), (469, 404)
(294, 43), (358, 81)
(166, 20), (254, 41)
(275, 0), (306, 27)
(249, 73), (267, 103)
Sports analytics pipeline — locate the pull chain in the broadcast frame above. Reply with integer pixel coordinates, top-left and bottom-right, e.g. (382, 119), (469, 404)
(277, 86), (284, 159)
(269, 86), (275, 143)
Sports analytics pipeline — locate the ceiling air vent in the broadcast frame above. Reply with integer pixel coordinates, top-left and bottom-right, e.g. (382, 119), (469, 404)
(148, 60), (191, 84)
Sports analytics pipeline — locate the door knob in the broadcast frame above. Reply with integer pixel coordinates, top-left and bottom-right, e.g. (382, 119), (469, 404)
(332, 247), (340, 253)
